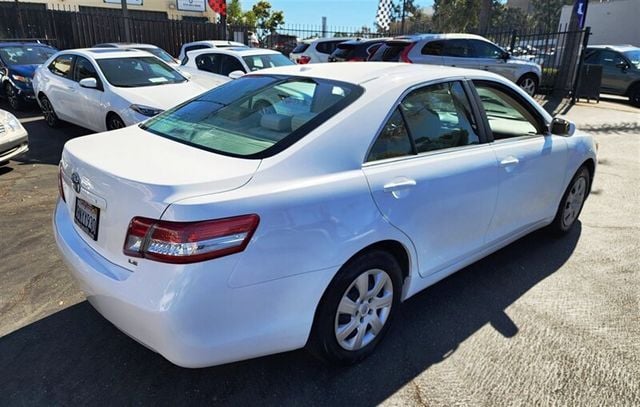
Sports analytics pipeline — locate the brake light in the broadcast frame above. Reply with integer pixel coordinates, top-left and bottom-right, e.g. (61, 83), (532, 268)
(58, 164), (66, 202)
(298, 55), (311, 64)
(347, 56), (365, 62)
(400, 43), (416, 63)
(123, 214), (260, 264)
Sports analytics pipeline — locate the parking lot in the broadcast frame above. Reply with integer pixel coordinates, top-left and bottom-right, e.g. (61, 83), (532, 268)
(0, 98), (639, 405)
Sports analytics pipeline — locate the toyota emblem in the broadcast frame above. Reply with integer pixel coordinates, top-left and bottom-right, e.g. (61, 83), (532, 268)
(71, 172), (81, 194)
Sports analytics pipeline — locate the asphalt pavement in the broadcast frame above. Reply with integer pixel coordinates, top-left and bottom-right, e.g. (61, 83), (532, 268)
(0, 98), (638, 406)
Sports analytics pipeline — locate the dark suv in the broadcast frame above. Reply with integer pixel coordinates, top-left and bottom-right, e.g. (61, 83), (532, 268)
(0, 42), (57, 110)
(585, 45), (640, 106)
(328, 38), (389, 62)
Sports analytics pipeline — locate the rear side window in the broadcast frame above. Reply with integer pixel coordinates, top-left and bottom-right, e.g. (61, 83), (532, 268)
(48, 54), (74, 78)
(422, 40), (445, 56)
(367, 108), (413, 162)
(469, 40), (503, 59)
(141, 75), (364, 158)
(370, 42), (411, 62)
(442, 39), (472, 57)
(292, 43), (309, 54)
(316, 41), (344, 55)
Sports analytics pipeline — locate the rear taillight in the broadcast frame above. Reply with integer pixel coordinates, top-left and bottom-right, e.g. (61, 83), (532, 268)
(347, 56), (365, 62)
(400, 43), (416, 63)
(298, 55), (311, 64)
(58, 164), (66, 202)
(123, 214), (260, 264)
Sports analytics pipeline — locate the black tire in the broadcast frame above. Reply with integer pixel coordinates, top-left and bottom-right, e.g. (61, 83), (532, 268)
(5, 82), (23, 111)
(517, 74), (538, 97)
(548, 166), (590, 235)
(629, 84), (640, 107)
(308, 250), (402, 365)
(39, 94), (61, 128)
(106, 113), (126, 131)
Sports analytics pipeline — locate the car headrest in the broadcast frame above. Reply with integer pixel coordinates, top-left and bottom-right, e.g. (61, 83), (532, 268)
(260, 113), (291, 132)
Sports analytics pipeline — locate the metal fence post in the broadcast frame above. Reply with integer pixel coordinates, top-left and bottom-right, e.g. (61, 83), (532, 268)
(509, 29), (517, 52)
(571, 26), (591, 104)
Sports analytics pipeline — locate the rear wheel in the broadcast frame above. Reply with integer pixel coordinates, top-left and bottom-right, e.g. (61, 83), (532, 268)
(517, 74), (538, 96)
(106, 113), (125, 131)
(308, 250), (402, 365)
(5, 82), (23, 111)
(39, 94), (61, 128)
(549, 166), (590, 234)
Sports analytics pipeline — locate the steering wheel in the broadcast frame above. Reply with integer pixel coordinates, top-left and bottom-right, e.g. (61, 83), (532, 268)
(252, 99), (276, 116)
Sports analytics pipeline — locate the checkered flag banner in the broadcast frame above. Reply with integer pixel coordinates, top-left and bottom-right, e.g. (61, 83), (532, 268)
(208, 0), (226, 16)
(376, 0), (394, 30)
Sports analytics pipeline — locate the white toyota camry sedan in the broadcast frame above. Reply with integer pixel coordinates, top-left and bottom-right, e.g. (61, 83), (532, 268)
(32, 48), (206, 132)
(54, 63), (597, 368)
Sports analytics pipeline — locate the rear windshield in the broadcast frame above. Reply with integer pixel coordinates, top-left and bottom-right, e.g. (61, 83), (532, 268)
(141, 75), (364, 158)
(332, 44), (355, 60)
(370, 42), (410, 62)
(97, 56), (185, 87)
(292, 43), (310, 54)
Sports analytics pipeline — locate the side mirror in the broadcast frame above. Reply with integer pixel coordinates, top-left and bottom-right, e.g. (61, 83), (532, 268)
(228, 70), (245, 80)
(550, 117), (574, 136)
(78, 77), (98, 89)
(500, 51), (510, 61)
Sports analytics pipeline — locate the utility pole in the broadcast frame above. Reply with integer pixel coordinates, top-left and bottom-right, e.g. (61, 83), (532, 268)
(121, 0), (131, 42)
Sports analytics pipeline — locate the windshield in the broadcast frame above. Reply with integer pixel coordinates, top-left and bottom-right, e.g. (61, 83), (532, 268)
(141, 75), (363, 158)
(0, 45), (56, 66)
(137, 47), (176, 64)
(242, 53), (294, 71)
(96, 56), (185, 87)
(623, 50), (640, 68)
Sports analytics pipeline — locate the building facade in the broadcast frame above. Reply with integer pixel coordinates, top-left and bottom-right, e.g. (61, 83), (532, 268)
(559, 0), (639, 45)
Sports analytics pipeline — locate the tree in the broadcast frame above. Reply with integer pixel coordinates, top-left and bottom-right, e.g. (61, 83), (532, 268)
(251, 1), (285, 34)
(432, 0), (481, 32)
(490, 3), (531, 31)
(531, 0), (573, 32)
(227, 0), (243, 25)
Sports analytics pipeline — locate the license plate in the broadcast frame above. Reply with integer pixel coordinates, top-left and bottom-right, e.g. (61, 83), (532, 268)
(74, 197), (100, 241)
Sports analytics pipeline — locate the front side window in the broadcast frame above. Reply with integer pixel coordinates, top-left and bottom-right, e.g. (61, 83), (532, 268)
(0, 45), (55, 66)
(74, 56), (98, 82)
(243, 53), (294, 71)
(599, 50), (626, 68)
(400, 82), (480, 153)
(218, 55), (245, 76)
(48, 54), (74, 78)
(141, 75), (363, 158)
(473, 81), (542, 140)
(195, 54), (219, 73)
(96, 56), (185, 87)
(470, 40), (503, 59)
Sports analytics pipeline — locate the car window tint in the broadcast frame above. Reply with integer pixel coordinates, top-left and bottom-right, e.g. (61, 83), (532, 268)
(400, 82), (480, 153)
(367, 108), (414, 162)
(584, 50), (599, 64)
(74, 56), (98, 82)
(442, 39), (472, 57)
(96, 56), (185, 87)
(48, 54), (74, 78)
(316, 41), (343, 55)
(292, 43), (309, 53)
(195, 54), (219, 73)
(218, 55), (245, 76)
(599, 50), (625, 67)
(473, 82), (540, 140)
(421, 40), (445, 56)
(470, 40), (503, 58)
(242, 53), (293, 71)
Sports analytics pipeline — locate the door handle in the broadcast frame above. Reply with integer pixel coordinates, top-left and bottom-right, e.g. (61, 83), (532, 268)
(67, 86), (77, 92)
(500, 156), (520, 167)
(383, 179), (417, 192)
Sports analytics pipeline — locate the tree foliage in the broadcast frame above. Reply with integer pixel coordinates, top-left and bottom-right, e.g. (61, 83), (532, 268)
(531, 0), (573, 31)
(226, 0), (285, 35)
(432, 0), (480, 32)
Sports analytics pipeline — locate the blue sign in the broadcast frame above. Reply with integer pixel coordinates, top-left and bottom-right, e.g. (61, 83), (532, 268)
(573, 0), (589, 29)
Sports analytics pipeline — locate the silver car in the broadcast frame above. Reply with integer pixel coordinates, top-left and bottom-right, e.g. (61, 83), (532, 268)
(0, 109), (28, 165)
(370, 33), (542, 95)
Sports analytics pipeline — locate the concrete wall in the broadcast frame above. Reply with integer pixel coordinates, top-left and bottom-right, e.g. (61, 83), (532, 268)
(559, 0), (640, 46)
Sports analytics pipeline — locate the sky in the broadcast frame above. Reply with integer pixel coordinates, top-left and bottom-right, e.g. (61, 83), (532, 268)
(245, 0), (435, 30)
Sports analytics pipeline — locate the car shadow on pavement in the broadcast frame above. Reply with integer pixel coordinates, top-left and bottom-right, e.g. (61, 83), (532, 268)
(0, 225), (581, 405)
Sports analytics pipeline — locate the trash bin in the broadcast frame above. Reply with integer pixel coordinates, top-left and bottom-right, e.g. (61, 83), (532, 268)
(575, 64), (603, 102)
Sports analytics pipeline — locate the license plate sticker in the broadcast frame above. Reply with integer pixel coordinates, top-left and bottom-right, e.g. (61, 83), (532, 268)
(74, 197), (100, 241)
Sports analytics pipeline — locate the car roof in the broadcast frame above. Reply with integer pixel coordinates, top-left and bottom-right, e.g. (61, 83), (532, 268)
(254, 61), (504, 87)
(339, 38), (391, 46)
(0, 42), (55, 48)
(187, 47), (283, 58)
(94, 42), (159, 49)
(588, 44), (639, 53)
(392, 33), (489, 42)
(311, 37), (355, 44)
(182, 40), (247, 48)
(61, 48), (156, 59)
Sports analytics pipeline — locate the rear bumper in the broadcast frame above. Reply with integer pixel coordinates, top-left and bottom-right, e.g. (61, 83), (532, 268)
(53, 199), (334, 367)
(0, 130), (28, 163)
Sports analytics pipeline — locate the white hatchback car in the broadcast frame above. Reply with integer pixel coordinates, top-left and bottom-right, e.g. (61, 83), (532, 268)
(32, 49), (206, 132)
(178, 40), (247, 63)
(180, 47), (295, 87)
(54, 63), (596, 368)
(289, 37), (353, 64)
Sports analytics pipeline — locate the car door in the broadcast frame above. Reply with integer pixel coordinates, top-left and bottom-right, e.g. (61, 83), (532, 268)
(44, 54), (76, 123)
(472, 80), (569, 243)
(411, 39), (445, 66)
(362, 80), (499, 277)
(72, 56), (105, 132)
(468, 39), (515, 81)
(597, 50), (631, 94)
(441, 39), (476, 70)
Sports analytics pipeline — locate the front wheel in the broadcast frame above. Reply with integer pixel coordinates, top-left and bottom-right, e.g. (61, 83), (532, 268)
(308, 250), (402, 365)
(517, 74), (538, 97)
(39, 94), (61, 128)
(549, 166), (590, 234)
(106, 113), (126, 131)
(5, 82), (23, 111)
